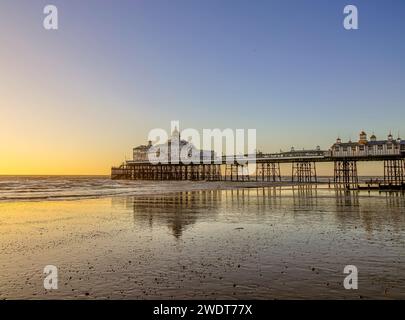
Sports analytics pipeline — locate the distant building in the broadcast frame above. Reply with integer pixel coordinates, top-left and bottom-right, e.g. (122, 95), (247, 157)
(133, 141), (152, 162)
(331, 131), (405, 157)
(132, 127), (215, 163)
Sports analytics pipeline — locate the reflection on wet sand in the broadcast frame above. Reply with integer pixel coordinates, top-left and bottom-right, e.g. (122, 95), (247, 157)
(292, 185), (318, 208)
(333, 190), (405, 235)
(2, 186), (404, 299)
(114, 186), (405, 241)
(130, 191), (221, 238)
(385, 191), (405, 208)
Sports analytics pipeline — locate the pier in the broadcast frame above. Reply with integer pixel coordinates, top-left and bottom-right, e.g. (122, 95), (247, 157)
(111, 131), (405, 190)
(112, 153), (405, 190)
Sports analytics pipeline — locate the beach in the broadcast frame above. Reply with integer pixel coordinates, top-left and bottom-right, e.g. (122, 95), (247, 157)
(0, 177), (404, 299)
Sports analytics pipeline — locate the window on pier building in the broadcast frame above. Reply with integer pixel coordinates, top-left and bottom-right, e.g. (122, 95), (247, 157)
(359, 146), (365, 151)
(378, 145), (383, 150)
(387, 144), (392, 150)
(343, 147), (347, 152)
(351, 146), (356, 151)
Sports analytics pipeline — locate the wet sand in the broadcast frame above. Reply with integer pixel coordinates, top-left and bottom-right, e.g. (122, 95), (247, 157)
(0, 185), (404, 299)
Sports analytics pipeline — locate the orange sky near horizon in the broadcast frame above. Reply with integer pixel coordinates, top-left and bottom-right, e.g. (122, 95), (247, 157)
(0, 91), (388, 176)
(0, 85), (389, 176)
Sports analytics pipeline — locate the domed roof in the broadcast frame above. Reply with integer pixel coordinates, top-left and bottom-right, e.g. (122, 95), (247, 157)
(172, 126), (179, 136)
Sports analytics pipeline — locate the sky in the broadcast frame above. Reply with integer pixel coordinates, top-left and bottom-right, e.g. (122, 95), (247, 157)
(0, 0), (404, 175)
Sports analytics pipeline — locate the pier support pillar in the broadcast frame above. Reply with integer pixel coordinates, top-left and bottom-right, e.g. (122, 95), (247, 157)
(292, 161), (317, 183)
(383, 159), (404, 186)
(334, 160), (358, 190)
(256, 162), (281, 182)
(206, 164), (221, 181)
(225, 163), (249, 181)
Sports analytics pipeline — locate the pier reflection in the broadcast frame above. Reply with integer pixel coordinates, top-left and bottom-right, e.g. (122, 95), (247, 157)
(335, 189), (360, 207)
(292, 184), (318, 208)
(111, 185), (405, 239)
(334, 190), (361, 229)
(222, 187), (284, 210)
(127, 191), (221, 238)
(334, 189), (405, 234)
(385, 191), (405, 208)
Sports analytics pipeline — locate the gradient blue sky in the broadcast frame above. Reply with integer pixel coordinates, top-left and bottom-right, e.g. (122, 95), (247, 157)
(0, 0), (404, 174)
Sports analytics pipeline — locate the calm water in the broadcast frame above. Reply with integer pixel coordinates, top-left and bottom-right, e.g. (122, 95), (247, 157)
(0, 177), (404, 299)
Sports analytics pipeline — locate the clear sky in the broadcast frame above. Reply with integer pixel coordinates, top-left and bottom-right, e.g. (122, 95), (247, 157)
(1, 0), (404, 175)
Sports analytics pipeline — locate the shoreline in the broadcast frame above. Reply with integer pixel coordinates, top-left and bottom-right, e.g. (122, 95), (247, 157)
(0, 180), (324, 203)
(2, 179), (402, 204)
